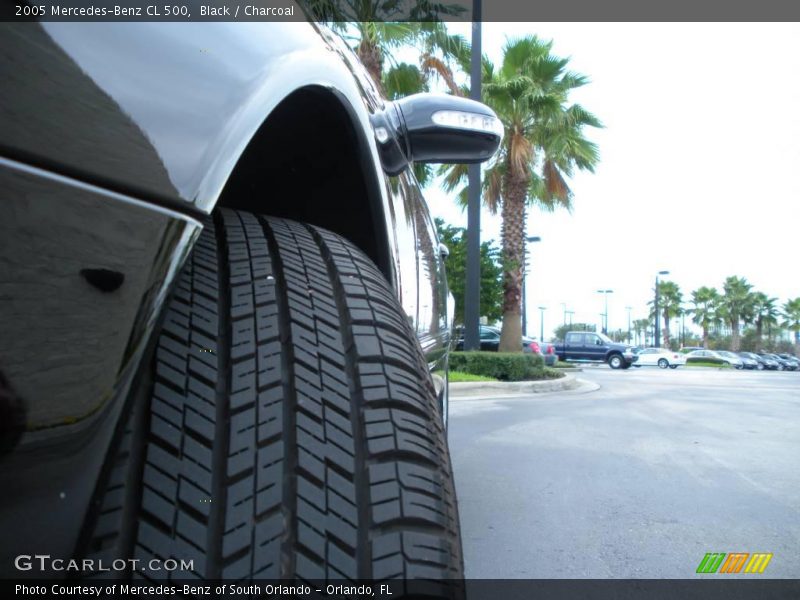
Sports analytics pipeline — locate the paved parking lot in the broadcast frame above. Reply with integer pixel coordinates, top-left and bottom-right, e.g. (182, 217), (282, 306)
(448, 367), (800, 578)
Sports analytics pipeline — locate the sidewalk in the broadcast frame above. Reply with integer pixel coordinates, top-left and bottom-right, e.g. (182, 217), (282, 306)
(449, 372), (599, 398)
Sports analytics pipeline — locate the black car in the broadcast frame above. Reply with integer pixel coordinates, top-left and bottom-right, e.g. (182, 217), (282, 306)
(765, 353), (797, 371)
(776, 353), (800, 370)
(736, 352), (761, 370)
(0, 23), (503, 582)
(455, 324), (538, 352)
(755, 353), (781, 370)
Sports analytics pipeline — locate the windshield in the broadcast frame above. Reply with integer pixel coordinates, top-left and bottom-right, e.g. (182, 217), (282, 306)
(597, 332), (614, 344)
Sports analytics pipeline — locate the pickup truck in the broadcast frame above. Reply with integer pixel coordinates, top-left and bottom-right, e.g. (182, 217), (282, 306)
(554, 331), (638, 369)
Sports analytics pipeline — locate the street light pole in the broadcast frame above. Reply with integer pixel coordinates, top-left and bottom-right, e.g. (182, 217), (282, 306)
(625, 306), (632, 344)
(521, 235), (541, 337)
(654, 270), (670, 347)
(681, 307), (686, 347)
(596, 289), (613, 334)
(538, 306), (547, 341)
(464, 6), (482, 351)
(566, 310), (574, 328)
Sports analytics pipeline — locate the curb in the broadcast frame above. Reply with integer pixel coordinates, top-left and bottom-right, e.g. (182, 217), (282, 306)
(449, 373), (598, 398)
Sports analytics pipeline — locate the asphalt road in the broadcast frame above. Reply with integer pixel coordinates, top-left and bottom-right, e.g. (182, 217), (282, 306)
(448, 367), (800, 578)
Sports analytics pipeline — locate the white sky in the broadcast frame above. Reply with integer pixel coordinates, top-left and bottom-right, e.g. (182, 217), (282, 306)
(415, 22), (800, 339)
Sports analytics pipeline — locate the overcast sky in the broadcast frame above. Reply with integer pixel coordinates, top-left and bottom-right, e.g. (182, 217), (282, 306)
(416, 23), (800, 339)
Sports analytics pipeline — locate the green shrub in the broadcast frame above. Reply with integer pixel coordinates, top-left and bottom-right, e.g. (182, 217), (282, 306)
(686, 356), (725, 366)
(449, 351), (547, 381)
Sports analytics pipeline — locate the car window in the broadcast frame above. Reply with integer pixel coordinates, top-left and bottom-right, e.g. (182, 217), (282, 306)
(585, 334), (602, 346)
(565, 333), (583, 344)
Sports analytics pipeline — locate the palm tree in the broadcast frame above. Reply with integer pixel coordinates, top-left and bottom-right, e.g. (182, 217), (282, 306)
(719, 276), (754, 351)
(782, 297), (800, 353)
(321, 17), (467, 97)
(649, 280), (682, 348)
(690, 286), (721, 348)
(751, 291), (779, 348)
(633, 318), (649, 346)
(442, 36), (601, 351)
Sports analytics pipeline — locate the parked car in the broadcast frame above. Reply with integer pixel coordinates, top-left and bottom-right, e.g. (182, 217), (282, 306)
(776, 353), (800, 370)
(633, 347), (687, 369)
(680, 346), (706, 354)
(539, 341), (558, 367)
(454, 325), (546, 356)
(734, 352), (760, 369)
(763, 353), (797, 371)
(715, 350), (746, 369)
(684, 349), (729, 366)
(554, 331), (638, 369)
(0, 23), (504, 582)
(755, 353), (781, 370)
(739, 351), (768, 370)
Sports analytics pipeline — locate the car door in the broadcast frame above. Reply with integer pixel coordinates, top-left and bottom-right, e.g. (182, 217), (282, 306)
(583, 332), (605, 361)
(637, 348), (656, 366)
(411, 184), (448, 365)
(479, 328), (501, 351)
(564, 332), (584, 359)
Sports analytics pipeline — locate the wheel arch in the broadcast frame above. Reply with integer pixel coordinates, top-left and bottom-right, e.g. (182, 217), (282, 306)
(215, 85), (393, 285)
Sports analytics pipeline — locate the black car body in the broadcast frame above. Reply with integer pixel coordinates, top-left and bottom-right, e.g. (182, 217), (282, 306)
(454, 325), (537, 352)
(453, 325), (556, 365)
(765, 353), (797, 371)
(776, 353), (800, 370)
(755, 353), (781, 370)
(735, 352), (760, 370)
(0, 21), (502, 582)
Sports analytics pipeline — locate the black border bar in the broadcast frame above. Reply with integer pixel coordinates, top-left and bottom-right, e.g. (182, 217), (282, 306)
(4, 0), (800, 22)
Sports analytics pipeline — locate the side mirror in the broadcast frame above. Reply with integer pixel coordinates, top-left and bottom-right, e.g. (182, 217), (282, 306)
(371, 93), (503, 175)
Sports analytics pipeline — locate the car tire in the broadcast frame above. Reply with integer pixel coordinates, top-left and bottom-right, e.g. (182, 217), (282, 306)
(757, 363), (764, 370)
(669, 365), (678, 369)
(608, 354), (624, 369)
(79, 210), (463, 584)
(657, 358), (669, 369)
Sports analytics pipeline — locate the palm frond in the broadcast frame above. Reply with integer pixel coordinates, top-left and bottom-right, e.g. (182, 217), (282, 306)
(439, 162), (467, 193)
(420, 55), (461, 95)
(383, 63), (426, 99)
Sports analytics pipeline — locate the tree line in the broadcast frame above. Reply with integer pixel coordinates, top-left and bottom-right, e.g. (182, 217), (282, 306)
(317, 16), (798, 356)
(318, 19), (600, 353)
(642, 276), (800, 353)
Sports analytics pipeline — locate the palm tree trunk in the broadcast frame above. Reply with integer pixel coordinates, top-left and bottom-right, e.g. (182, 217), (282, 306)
(662, 311), (671, 348)
(702, 325), (709, 349)
(357, 39), (384, 95)
(498, 170), (527, 352)
(731, 319), (740, 351)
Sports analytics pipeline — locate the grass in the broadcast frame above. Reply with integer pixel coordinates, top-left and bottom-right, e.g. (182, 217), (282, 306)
(685, 361), (733, 369)
(448, 371), (499, 382)
(552, 361), (576, 368)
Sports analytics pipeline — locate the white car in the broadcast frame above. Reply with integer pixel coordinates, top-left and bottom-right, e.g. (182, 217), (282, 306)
(685, 349), (743, 368)
(634, 347), (687, 369)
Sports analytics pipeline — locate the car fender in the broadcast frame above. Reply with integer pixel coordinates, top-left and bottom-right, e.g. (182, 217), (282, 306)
(1, 20), (390, 218)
